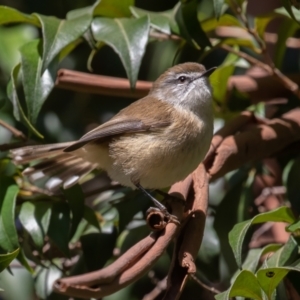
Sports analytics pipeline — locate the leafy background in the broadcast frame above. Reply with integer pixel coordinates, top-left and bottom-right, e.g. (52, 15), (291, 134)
(1, 0), (300, 299)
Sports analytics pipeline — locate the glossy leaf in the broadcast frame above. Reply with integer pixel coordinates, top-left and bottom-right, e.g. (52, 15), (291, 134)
(0, 6), (39, 26)
(34, 13), (91, 72)
(215, 270), (263, 300)
(213, 0), (225, 20)
(19, 201), (52, 249)
(63, 184), (85, 238)
(0, 248), (19, 272)
(256, 266), (300, 299)
(175, 0), (211, 49)
(20, 39), (55, 125)
(47, 202), (70, 256)
(92, 16), (150, 88)
(130, 6), (178, 35)
(229, 207), (296, 268)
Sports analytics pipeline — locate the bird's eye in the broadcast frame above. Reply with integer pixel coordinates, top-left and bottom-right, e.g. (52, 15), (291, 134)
(178, 76), (186, 83)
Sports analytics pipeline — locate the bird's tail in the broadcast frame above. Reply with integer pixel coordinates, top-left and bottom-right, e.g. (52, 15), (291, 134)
(10, 142), (98, 191)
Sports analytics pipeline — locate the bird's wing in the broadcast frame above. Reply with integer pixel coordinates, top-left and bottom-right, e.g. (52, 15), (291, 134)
(64, 97), (173, 152)
(64, 116), (170, 152)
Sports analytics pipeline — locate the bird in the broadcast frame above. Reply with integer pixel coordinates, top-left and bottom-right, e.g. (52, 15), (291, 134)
(11, 62), (215, 216)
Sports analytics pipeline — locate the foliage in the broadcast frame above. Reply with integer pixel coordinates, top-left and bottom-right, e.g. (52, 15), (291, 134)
(0, 0), (300, 299)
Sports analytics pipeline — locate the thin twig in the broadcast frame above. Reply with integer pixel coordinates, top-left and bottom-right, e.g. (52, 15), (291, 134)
(0, 119), (26, 140)
(190, 274), (220, 294)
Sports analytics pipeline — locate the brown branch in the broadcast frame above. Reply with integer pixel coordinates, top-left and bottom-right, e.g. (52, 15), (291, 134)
(163, 164), (209, 300)
(0, 119), (26, 141)
(204, 108), (300, 180)
(55, 69), (152, 99)
(221, 44), (299, 95)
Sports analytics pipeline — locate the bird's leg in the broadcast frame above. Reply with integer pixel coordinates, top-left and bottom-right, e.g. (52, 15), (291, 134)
(135, 183), (180, 225)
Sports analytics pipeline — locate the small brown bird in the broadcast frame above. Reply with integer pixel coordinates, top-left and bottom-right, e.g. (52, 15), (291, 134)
(11, 63), (215, 213)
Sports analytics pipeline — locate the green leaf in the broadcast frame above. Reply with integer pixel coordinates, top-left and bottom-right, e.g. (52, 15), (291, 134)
(34, 13), (91, 72)
(0, 6), (39, 26)
(280, 0), (300, 25)
(255, 14), (274, 39)
(0, 179), (19, 252)
(130, 6), (178, 35)
(256, 266), (300, 299)
(7, 63), (43, 138)
(215, 270), (263, 300)
(47, 202), (70, 256)
(92, 16), (150, 88)
(19, 202), (52, 249)
(20, 39), (55, 125)
(175, 0), (211, 49)
(213, 0), (225, 20)
(202, 14), (242, 32)
(63, 184), (85, 239)
(229, 207), (296, 268)
(0, 248), (19, 272)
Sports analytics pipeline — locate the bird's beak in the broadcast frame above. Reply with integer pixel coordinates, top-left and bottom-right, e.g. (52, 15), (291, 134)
(201, 67), (217, 78)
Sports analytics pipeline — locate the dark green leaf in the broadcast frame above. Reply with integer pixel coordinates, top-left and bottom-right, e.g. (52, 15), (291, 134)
(0, 248), (19, 272)
(175, 0), (211, 49)
(213, 0), (225, 20)
(34, 14), (91, 72)
(130, 6), (178, 34)
(92, 16), (150, 88)
(83, 206), (101, 231)
(20, 39), (55, 125)
(6, 63), (43, 138)
(229, 207), (295, 268)
(81, 231), (117, 271)
(114, 191), (151, 233)
(47, 201), (70, 256)
(63, 184), (85, 239)
(215, 270), (263, 300)
(19, 201), (52, 249)
(274, 18), (298, 68)
(0, 6), (39, 26)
